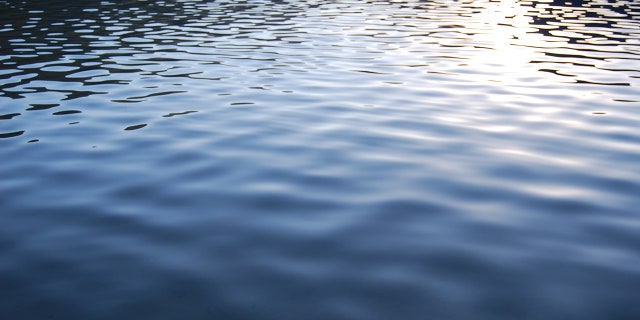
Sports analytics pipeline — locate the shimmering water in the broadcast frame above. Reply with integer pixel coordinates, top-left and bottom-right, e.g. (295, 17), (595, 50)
(1, 0), (639, 319)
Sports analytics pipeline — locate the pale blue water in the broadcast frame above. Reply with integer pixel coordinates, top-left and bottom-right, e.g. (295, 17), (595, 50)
(1, 0), (640, 319)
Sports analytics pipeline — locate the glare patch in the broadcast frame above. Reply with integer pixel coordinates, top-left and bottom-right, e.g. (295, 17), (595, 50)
(470, 0), (546, 83)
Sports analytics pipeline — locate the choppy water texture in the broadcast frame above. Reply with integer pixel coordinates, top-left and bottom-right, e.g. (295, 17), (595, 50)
(1, 0), (640, 319)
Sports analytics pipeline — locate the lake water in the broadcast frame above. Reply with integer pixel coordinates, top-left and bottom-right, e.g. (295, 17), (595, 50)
(1, 0), (639, 319)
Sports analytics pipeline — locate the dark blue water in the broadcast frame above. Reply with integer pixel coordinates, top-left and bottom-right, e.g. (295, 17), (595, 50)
(2, 0), (640, 319)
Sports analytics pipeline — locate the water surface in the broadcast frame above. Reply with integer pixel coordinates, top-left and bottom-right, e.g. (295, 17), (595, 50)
(1, 0), (640, 319)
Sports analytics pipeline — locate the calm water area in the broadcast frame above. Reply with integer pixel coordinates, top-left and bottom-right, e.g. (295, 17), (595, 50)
(1, 0), (639, 319)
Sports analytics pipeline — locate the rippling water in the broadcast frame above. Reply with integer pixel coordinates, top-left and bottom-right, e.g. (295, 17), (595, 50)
(1, 0), (640, 319)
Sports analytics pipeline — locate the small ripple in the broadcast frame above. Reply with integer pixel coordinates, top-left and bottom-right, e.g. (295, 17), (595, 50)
(26, 104), (59, 111)
(0, 113), (21, 120)
(125, 90), (186, 101)
(0, 130), (24, 138)
(162, 111), (198, 118)
(66, 69), (110, 79)
(124, 124), (147, 131)
(52, 110), (82, 116)
(40, 65), (79, 72)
